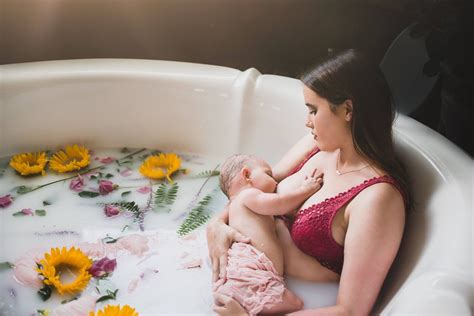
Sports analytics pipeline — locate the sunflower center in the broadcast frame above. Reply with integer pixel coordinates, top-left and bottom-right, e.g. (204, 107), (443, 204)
(27, 159), (40, 166)
(152, 165), (168, 173)
(56, 264), (79, 284)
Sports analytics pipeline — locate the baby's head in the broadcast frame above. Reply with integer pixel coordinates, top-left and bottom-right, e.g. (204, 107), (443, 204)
(220, 154), (277, 198)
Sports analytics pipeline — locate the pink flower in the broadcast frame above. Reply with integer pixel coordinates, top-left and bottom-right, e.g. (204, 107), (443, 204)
(137, 186), (151, 194)
(104, 204), (120, 217)
(100, 156), (115, 164)
(0, 194), (13, 208)
(21, 208), (34, 216)
(69, 175), (85, 192)
(89, 257), (117, 278)
(99, 180), (118, 195)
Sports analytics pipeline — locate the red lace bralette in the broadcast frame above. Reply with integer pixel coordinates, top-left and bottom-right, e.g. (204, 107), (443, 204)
(287, 148), (401, 274)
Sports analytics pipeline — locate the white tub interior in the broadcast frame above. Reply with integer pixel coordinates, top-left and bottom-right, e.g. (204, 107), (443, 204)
(0, 59), (472, 315)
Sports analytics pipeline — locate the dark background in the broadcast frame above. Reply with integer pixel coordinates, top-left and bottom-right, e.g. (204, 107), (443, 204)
(1, 0), (472, 155)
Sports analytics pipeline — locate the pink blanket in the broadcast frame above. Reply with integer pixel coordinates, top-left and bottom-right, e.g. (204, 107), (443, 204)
(213, 242), (285, 316)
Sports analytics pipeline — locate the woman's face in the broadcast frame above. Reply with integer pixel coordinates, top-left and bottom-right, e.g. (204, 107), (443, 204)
(303, 85), (351, 151)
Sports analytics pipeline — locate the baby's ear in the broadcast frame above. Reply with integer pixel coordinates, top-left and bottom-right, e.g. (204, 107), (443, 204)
(241, 167), (251, 181)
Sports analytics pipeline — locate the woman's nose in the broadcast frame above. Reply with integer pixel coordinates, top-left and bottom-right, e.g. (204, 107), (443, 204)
(306, 120), (313, 128)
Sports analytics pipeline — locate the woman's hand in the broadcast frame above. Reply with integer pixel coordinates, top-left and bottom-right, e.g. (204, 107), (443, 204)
(213, 293), (248, 316)
(206, 210), (251, 282)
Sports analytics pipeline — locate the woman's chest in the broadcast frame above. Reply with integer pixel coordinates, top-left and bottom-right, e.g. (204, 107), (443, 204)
(278, 154), (362, 210)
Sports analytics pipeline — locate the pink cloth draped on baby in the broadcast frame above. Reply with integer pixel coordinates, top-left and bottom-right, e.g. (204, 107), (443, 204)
(213, 242), (285, 316)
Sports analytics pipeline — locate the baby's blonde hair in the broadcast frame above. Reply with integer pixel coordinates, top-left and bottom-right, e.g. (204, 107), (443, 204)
(219, 154), (257, 198)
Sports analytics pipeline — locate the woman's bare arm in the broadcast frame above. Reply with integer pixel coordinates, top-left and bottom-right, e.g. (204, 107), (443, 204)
(272, 133), (317, 182)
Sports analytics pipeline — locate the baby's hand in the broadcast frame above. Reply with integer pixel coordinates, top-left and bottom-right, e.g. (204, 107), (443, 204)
(301, 168), (323, 193)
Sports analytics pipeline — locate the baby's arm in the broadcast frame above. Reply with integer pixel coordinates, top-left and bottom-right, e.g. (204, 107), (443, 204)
(240, 169), (323, 216)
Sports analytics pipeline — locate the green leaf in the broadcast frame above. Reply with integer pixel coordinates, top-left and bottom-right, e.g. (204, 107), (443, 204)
(0, 261), (14, 271)
(35, 209), (47, 216)
(121, 147), (130, 153)
(79, 191), (100, 198)
(177, 194), (213, 236)
(154, 182), (179, 209)
(105, 173), (114, 179)
(109, 201), (140, 218)
(38, 285), (52, 301)
(194, 170), (220, 178)
(121, 191), (131, 197)
(12, 211), (26, 217)
(16, 185), (34, 194)
(61, 296), (79, 304)
(42, 200), (52, 206)
(103, 236), (120, 244)
(117, 159), (133, 167)
(96, 289), (118, 303)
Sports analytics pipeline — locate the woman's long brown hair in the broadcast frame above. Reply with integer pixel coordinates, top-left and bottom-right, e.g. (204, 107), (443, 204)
(301, 49), (412, 210)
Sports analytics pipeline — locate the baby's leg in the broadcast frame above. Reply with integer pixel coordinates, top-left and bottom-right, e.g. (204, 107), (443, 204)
(259, 288), (304, 315)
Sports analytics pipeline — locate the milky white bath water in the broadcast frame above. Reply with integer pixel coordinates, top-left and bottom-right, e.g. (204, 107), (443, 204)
(0, 148), (227, 315)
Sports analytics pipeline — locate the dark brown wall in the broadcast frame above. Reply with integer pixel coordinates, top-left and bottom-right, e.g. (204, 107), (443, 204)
(0, 0), (412, 77)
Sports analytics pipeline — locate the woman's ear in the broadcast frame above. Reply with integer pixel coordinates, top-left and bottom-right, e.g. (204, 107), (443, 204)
(344, 99), (353, 122)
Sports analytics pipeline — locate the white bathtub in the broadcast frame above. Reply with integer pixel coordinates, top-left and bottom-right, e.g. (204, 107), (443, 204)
(0, 59), (472, 315)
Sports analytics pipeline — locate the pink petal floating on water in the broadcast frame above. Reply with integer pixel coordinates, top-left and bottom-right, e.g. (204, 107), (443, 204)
(120, 168), (133, 177)
(51, 294), (96, 316)
(128, 278), (140, 294)
(180, 251), (190, 259)
(137, 186), (151, 194)
(77, 242), (105, 258)
(105, 234), (150, 257)
(180, 258), (202, 269)
(12, 250), (44, 288)
(21, 208), (34, 216)
(0, 194), (13, 208)
(180, 233), (198, 241)
(100, 156), (115, 164)
(69, 175), (85, 192)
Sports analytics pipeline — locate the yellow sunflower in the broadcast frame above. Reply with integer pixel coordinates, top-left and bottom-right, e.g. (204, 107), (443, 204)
(9, 151), (48, 176)
(139, 153), (181, 182)
(36, 246), (93, 295)
(90, 305), (139, 316)
(49, 145), (90, 173)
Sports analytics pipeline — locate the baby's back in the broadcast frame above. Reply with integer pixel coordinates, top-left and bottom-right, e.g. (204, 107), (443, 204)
(228, 195), (284, 275)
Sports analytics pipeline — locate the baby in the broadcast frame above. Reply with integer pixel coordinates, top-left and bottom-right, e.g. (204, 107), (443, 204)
(212, 154), (323, 315)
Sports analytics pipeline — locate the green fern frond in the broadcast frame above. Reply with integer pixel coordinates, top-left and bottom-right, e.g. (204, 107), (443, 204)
(110, 201), (140, 215)
(154, 182), (179, 210)
(177, 194), (213, 236)
(193, 170), (220, 178)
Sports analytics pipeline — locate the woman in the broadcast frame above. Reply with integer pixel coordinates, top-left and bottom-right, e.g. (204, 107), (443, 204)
(207, 49), (411, 315)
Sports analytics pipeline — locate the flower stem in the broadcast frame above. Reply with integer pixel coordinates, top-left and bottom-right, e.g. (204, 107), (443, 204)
(17, 148), (147, 195)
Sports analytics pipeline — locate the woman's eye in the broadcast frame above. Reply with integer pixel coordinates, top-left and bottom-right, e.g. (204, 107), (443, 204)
(309, 110), (317, 115)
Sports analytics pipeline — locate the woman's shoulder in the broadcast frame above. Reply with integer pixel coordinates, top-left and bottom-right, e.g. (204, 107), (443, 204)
(347, 177), (405, 221)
